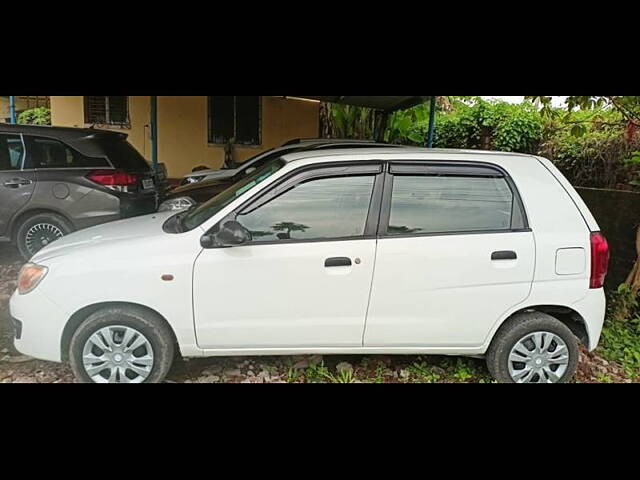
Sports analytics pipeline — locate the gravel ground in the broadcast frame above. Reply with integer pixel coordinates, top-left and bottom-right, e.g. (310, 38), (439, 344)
(0, 244), (632, 383)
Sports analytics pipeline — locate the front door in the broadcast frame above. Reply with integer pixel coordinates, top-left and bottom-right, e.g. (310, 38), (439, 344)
(364, 162), (536, 349)
(0, 133), (35, 237)
(193, 164), (383, 350)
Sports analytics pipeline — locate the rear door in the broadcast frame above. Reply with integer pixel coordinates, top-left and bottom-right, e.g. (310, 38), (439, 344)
(364, 162), (535, 349)
(0, 133), (35, 237)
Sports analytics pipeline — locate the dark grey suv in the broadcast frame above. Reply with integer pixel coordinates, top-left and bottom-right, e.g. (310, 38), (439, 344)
(0, 124), (165, 259)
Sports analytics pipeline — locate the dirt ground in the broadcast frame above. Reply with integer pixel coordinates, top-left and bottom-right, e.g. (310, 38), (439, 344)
(0, 245), (632, 383)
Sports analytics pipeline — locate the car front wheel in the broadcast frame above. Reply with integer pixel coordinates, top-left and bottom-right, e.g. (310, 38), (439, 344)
(69, 306), (175, 383)
(486, 311), (579, 383)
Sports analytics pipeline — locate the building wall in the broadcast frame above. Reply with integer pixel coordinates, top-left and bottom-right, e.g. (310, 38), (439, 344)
(1, 96), (50, 123)
(50, 96), (320, 178)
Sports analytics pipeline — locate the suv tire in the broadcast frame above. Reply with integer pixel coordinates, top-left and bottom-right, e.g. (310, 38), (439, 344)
(15, 212), (74, 260)
(486, 311), (579, 383)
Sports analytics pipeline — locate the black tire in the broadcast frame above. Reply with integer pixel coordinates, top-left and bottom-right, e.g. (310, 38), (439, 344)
(69, 305), (175, 384)
(486, 311), (579, 383)
(15, 212), (74, 260)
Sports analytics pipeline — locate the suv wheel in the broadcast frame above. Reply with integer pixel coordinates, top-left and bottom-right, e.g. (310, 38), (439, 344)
(69, 306), (175, 384)
(16, 212), (73, 260)
(486, 311), (579, 383)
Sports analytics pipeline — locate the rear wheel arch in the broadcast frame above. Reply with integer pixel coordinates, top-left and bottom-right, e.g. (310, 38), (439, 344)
(60, 302), (180, 362)
(490, 305), (589, 350)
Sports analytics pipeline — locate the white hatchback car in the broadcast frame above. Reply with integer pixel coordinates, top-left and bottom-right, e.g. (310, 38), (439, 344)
(10, 148), (609, 383)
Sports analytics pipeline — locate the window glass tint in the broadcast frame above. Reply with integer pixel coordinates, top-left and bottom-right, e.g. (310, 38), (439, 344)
(26, 137), (110, 169)
(238, 175), (375, 242)
(96, 139), (149, 171)
(388, 175), (514, 235)
(85, 96), (129, 126)
(0, 134), (24, 171)
(208, 96), (261, 145)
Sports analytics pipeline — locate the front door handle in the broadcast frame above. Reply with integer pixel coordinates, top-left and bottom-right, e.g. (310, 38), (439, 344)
(325, 257), (352, 268)
(491, 250), (517, 260)
(3, 178), (32, 188)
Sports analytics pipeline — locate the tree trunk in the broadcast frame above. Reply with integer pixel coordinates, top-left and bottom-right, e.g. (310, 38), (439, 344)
(626, 225), (640, 292)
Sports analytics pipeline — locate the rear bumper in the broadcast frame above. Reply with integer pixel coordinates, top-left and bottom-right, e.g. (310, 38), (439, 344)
(572, 288), (606, 351)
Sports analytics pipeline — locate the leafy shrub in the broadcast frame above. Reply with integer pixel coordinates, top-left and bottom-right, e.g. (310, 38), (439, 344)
(538, 108), (640, 189)
(386, 98), (544, 154)
(599, 284), (640, 378)
(599, 320), (640, 379)
(17, 107), (51, 125)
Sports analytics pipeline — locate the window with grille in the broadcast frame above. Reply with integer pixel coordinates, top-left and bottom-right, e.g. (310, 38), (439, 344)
(84, 96), (130, 127)
(208, 96), (261, 145)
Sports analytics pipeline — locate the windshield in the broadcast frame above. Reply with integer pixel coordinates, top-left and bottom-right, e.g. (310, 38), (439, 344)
(181, 159), (285, 231)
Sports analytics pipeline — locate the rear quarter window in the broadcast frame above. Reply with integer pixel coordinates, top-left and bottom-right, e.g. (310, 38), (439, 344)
(24, 136), (111, 169)
(387, 173), (524, 235)
(96, 139), (150, 172)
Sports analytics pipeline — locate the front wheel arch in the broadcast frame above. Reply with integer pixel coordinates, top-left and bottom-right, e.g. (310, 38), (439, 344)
(60, 302), (180, 362)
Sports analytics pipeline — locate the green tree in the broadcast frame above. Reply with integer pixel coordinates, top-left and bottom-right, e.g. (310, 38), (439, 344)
(17, 107), (51, 125)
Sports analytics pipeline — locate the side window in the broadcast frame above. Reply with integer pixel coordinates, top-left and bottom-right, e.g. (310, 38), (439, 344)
(237, 175), (376, 242)
(0, 134), (24, 171)
(387, 175), (518, 235)
(24, 137), (110, 169)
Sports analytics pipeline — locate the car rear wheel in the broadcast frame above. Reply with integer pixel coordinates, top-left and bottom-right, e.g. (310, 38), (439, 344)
(15, 212), (74, 260)
(486, 311), (579, 383)
(69, 306), (175, 384)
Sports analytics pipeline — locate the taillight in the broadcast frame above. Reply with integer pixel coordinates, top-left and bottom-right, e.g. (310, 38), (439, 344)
(590, 232), (609, 289)
(87, 170), (138, 191)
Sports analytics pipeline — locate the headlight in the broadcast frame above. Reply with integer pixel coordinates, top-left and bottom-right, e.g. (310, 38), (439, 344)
(17, 263), (48, 295)
(180, 175), (205, 186)
(158, 196), (196, 212)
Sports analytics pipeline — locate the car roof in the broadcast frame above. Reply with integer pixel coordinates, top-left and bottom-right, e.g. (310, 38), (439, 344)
(282, 137), (377, 146)
(280, 147), (535, 163)
(0, 123), (128, 141)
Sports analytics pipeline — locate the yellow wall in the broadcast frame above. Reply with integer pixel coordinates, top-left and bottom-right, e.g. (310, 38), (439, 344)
(1, 96), (50, 122)
(50, 96), (320, 178)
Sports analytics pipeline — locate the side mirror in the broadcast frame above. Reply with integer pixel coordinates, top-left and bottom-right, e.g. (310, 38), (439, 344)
(203, 221), (252, 248)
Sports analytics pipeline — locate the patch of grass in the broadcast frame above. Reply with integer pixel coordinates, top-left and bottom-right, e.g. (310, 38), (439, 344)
(327, 369), (356, 384)
(286, 367), (301, 383)
(304, 362), (331, 383)
(451, 358), (476, 382)
(596, 372), (614, 383)
(599, 317), (640, 379)
(372, 362), (391, 383)
(598, 284), (640, 380)
(407, 361), (442, 383)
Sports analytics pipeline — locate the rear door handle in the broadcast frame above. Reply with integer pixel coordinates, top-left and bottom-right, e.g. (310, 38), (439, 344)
(325, 257), (352, 268)
(491, 250), (517, 260)
(3, 178), (32, 188)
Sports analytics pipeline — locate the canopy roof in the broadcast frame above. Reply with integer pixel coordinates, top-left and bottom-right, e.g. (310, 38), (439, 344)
(295, 96), (429, 112)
